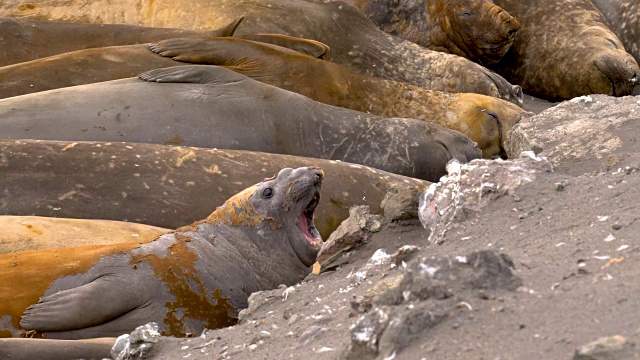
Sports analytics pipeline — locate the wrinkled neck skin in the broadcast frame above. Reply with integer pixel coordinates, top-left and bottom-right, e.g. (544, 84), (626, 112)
(186, 220), (312, 290)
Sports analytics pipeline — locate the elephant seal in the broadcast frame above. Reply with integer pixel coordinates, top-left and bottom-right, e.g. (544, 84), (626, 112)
(0, 338), (115, 359)
(0, 216), (169, 254)
(343, 0), (520, 65)
(0, 140), (429, 238)
(492, 0), (639, 101)
(148, 38), (527, 157)
(0, 64), (481, 179)
(0, 36), (523, 158)
(0, 35), (328, 99)
(0, 16), (242, 67)
(0, 166), (323, 338)
(0, 0), (523, 103)
(591, 0), (640, 66)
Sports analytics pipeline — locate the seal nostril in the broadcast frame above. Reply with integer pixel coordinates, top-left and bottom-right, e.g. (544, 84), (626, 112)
(508, 29), (518, 39)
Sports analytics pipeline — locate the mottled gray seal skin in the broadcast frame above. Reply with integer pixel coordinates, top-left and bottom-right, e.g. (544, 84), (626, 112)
(0, 167), (323, 339)
(0, 0), (523, 104)
(592, 0), (640, 67)
(0, 140), (429, 239)
(343, 0), (520, 65)
(492, 0), (639, 101)
(0, 16), (242, 67)
(0, 65), (481, 181)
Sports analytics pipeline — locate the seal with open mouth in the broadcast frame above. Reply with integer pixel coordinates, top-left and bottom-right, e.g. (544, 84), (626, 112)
(0, 167), (323, 339)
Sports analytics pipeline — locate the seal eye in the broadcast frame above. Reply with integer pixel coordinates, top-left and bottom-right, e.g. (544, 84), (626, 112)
(461, 11), (472, 19)
(262, 187), (274, 199)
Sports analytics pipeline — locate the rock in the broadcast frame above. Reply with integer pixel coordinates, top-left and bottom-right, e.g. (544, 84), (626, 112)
(317, 205), (383, 270)
(418, 153), (553, 242)
(505, 95), (640, 176)
(111, 322), (161, 360)
(344, 250), (522, 359)
(574, 335), (638, 360)
(381, 185), (420, 222)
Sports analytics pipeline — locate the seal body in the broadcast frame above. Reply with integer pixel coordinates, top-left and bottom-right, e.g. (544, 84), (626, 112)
(0, 0), (523, 103)
(0, 167), (323, 339)
(0, 36), (522, 157)
(0, 17), (241, 67)
(344, 0), (520, 65)
(0, 140), (429, 238)
(0, 216), (169, 254)
(492, 0), (639, 101)
(591, 0), (640, 66)
(0, 65), (481, 179)
(0, 35), (326, 99)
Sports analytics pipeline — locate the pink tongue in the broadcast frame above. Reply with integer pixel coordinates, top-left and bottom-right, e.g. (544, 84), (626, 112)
(298, 213), (316, 244)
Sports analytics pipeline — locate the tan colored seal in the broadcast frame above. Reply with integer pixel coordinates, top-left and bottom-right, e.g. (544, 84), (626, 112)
(492, 0), (639, 101)
(0, 216), (169, 254)
(0, 0), (523, 103)
(344, 0), (520, 65)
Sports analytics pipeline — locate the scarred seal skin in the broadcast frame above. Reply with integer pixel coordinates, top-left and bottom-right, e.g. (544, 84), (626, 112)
(0, 140), (429, 239)
(343, 0), (520, 65)
(492, 0), (640, 101)
(0, 37), (524, 158)
(148, 38), (527, 157)
(0, 216), (169, 254)
(0, 167), (323, 339)
(0, 64), (481, 180)
(0, 0), (523, 103)
(591, 0), (640, 68)
(0, 16), (242, 67)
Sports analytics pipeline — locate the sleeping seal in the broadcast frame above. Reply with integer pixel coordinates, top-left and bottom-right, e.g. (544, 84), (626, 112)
(0, 0), (523, 103)
(0, 167), (323, 338)
(492, 0), (639, 101)
(343, 0), (520, 65)
(0, 65), (481, 179)
(591, 0), (640, 67)
(0, 16), (242, 67)
(0, 140), (429, 238)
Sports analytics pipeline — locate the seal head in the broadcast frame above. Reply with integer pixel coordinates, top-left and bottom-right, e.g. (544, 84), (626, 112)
(434, 0), (520, 65)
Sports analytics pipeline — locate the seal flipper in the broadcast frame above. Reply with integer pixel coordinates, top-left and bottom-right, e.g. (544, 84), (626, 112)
(20, 275), (147, 332)
(209, 16), (244, 38)
(234, 34), (330, 59)
(139, 65), (249, 85)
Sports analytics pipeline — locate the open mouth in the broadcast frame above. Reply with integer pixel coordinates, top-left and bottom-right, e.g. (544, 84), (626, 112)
(298, 192), (321, 246)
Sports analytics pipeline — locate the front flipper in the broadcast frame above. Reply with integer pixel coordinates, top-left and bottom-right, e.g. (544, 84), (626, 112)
(139, 65), (249, 85)
(234, 34), (330, 59)
(148, 37), (310, 71)
(20, 275), (147, 332)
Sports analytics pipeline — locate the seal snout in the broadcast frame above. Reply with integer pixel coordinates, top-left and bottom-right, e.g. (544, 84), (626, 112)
(592, 51), (640, 96)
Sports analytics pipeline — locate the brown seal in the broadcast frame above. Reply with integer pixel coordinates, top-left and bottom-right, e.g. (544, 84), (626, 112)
(0, 36), (525, 158)
(0, 16), (242, 67)
(343, 0), (520, 65)
(591, 0), (640, 69)
(0, 0), (523, 103)
(492, 0), (639, 101)
(0, 167), (323, 338)
(0, 140), (429, 239)
(0, 216), (169, 254)
(150, 38), (527, 157)
(0, 63), (481, 181)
